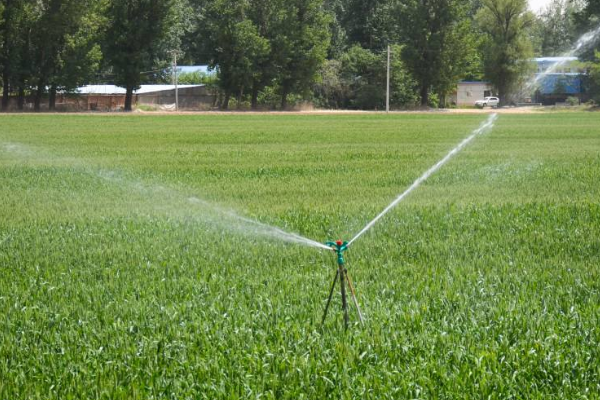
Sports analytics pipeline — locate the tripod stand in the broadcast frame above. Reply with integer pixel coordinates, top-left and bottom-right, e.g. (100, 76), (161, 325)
(321, 241), (364, 329)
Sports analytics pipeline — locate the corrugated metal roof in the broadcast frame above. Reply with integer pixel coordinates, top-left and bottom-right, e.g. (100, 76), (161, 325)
(77, 84), (204, 95)
(136, 85), (203, 94)
(77, 85), (125, 95)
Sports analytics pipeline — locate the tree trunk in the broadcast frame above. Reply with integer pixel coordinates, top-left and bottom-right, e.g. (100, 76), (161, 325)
(17, 85), (25, 110)
(280, 85), (289, 110)
(49, 85), (57, 110)
(438, 91), (446, 108)
(236, 86), (244, 110)
(124, 86), (134, 111)
(498, 83), (506, 106)
(34, 79), (45, 112)
(2, 76), (9, 111)
(420, 84), (429, 107)
(213, 89), (220, 108)
(1, 0), (11, 111)
(251, 81), (259, 110)
(222, 91), (230, 110)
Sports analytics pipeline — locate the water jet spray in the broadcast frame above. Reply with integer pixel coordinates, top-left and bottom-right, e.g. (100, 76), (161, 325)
(524, 24), (600, 94)
(320, 114), (498, 329)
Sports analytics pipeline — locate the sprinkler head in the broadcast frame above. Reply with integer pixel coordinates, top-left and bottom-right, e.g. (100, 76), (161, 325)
(325, 240), (349, 266)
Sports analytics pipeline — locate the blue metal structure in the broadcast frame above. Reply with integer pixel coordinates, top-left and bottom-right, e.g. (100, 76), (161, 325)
(536, 73), (582, 95)
(534, 57), (584, 95)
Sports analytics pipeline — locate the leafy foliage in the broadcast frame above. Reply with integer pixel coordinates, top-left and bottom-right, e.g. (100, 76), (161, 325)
(476, 0), (534, 104)
(0, 0), (31, 110)
(175, 70), (217, 85)
(104, 0), (174, 110)
(201, 0), (269, 109)
(272, 0), (331, 108)
(585, 50), (600, 102)
(0, 0), (582, 111)
(399, 0), (475, 107)
(314, 45), (417, 109)
(341, 0), (398, 50)
(532, 0), (580, 56)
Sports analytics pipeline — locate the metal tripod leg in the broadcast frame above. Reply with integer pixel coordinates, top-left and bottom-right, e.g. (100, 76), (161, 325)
(321, 269), (339, 326)
(345, 270), (364, 325)
(340, 264), (349, 330)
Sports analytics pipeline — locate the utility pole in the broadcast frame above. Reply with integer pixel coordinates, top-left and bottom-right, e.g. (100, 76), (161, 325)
(172, 52), (179, 111)
(386, 45), (391, 113)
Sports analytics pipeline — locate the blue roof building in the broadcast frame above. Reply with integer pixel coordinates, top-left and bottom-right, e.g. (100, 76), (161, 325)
(533, 57), (586, 101)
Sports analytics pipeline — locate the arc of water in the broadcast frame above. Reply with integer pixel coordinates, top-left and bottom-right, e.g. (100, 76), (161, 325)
(200, 200), (332, 250)
(526, 25), (600, 92)
(1, 141), (330, 251)
(347, 113), (498, 247)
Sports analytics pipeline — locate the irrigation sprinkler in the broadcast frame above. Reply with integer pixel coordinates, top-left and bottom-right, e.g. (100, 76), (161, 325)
(321, 240), (364, 329)
(319, 114), (498, 329)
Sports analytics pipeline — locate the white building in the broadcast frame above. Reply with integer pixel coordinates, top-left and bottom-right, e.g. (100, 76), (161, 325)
(450, 81), (494, 106)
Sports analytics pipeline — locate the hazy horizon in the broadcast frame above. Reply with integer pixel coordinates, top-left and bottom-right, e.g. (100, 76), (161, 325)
(529, 0), (552, 13)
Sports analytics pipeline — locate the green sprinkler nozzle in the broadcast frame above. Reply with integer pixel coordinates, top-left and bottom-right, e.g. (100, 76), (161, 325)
(325, 240), (349, 266)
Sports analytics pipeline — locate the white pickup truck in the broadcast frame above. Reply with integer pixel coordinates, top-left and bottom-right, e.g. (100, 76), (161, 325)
(475, 97), (499, 108)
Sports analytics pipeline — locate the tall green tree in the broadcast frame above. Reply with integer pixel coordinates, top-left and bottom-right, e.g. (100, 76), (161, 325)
(476, 0), (534, 104)
(574, 0), (600, 33)
(572, 0), (600, 62)
(533, 0), (580, 56)
(435, 19), (481, 106)
(202, 0), (269, 109)
(316, 44), (417, 109)
(399, 0), (473, 106)
(0, 0), (31, 110)
(272, 0), (330, 109)
(163, 0), (195, 57)
(28, 0), (64, 111)
(25, 0), (101, 111)
(49, 6), (105, 108)
(323, 0), (347, 58)
(180, 0), (211, 64)
(1, 0), (11, 109)
(577, 0), (600, 99)
(340, 45), (385, 108)
(12, 1), (34, 110)
(342, 0), (398, 50)
(247, 0), (279, 109)
(586, 50), (600, 101)
(0, 1), (4, 107)
(104, 0), (174, 111)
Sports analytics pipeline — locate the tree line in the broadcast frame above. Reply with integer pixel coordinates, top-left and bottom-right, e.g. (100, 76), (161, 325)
(0, 0), (599, 112)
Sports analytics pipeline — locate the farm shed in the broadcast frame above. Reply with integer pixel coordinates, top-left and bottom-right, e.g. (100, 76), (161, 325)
(74, 84), (215, 111)
(136, 85), (216, 109)
(450, 81), (493, 106)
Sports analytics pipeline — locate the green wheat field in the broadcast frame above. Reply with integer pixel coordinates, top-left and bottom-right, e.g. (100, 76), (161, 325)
(1, 112), (599, 399)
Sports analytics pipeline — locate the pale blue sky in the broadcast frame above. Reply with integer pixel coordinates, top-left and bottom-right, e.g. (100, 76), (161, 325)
(529, 0), (552, 13)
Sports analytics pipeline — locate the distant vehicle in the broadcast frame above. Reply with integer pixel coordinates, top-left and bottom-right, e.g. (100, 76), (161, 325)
(475, 97), (499, 108)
